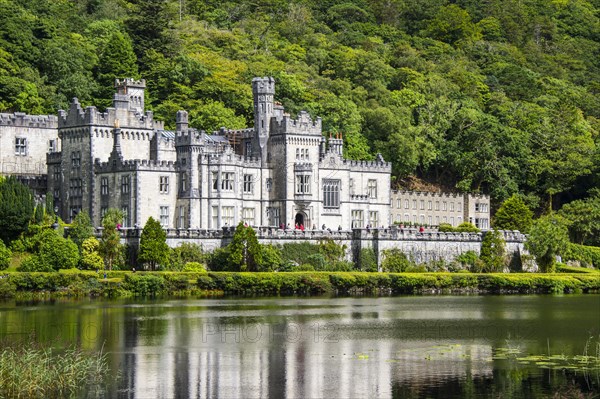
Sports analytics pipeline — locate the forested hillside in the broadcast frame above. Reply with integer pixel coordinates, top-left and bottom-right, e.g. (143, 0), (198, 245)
(1, 0), (598, 215)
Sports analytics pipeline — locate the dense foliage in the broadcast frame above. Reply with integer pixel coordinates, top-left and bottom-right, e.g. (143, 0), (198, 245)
(0, 177), (34, 244)
(138, 216), (170, 270)
(0, 0), (597, 213)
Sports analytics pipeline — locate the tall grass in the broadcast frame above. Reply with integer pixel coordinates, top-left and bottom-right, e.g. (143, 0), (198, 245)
(0, 341), (109, 398)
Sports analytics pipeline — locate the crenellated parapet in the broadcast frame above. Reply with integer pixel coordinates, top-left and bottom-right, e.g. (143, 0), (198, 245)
(0, 112), (58, 128)
(392, 190), (464, 199)
(94, 158), (177, 173)
(271, 111), (322, 136)
(343, 158), (392, 172)
(58, 98), (162, 130)
(202, 149), (261, 168)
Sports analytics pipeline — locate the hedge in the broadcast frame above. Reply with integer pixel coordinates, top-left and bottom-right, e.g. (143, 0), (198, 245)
(0, 271), (599, 298)
(564, 243), (600, 268)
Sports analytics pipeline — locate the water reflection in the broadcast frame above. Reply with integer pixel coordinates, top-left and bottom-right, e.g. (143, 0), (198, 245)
(0, 295), (598, 398)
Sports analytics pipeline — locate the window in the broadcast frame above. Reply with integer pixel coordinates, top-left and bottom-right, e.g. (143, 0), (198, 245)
(351, 210), (364, 228)
(222, 206), (234, 226)
(296, 175), (310, 194)
(367, 180), (377, 199)
(221, 172), (234, 191)
(266, 178), (272, 192)
(458, 216), (462, 224)
(450, 217), (455, 226)
(404, 213), (410, 223)
(245, 142), (252, 157)
(212, 172), (218, 191)
(243, 174), (254, 194)
(475, 203), (489, 212)
(48, 139), (57, 153)
(100, 207), (108, 219)
(349, 178), (355, 195)
(435, 216), (440, 225)
(443, 201), (447, 211)
(413, 215), (417, 223)
(159, 206), (169, 227)
(323, 179), (340, 208)
(420, 215), (425, 224)
(53, 188), (60, 201)
(450, 202), (455, 212)
(242, 207), (255, 225)
(121, 175), (130, 194)
(159, 176), (169, 193)
(53, 165), (60, 182)
(405, 199), (409, 209)
(428, 201), (432, 210)
(267, 207), (280, 227)
(458, 202), (462, 211)
(368, 211), (379, 227)
(101, 177), (108, 196)
(15, 137), (26, 155)
(122, 206), (129, 228)
(211, 205), (218, 228)
(178, 206), (185, 229)
(296, 148), (300, 160)
(71, 151), (81, 168)
(428, 216), (432, 225)
(397, 199), (401, 209)
(420, 200), (425, 210)
(475, 218), (489, 229)
(435, 201), (440, 211)
(69, 178), (82, 197)
(412, 200), (417, 210)
(180, 172), (187, 192)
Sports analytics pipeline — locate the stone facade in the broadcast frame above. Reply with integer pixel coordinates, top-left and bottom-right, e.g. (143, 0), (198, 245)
(48, 77), (392, 230)
(0, 112), (59, 198)
(390, 190), (491, 229)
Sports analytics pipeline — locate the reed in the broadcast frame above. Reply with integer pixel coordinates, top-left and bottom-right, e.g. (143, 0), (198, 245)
(0, 341), (109, 398)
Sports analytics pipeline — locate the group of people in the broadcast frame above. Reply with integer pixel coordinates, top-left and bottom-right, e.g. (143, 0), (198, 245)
(279, 223), (343, 232)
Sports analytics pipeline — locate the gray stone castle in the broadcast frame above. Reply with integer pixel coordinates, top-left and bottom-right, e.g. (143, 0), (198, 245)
(45, 77), (392, 230)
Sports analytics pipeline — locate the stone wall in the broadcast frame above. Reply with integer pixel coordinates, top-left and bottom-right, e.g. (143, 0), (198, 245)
(113, 226), (527, 269)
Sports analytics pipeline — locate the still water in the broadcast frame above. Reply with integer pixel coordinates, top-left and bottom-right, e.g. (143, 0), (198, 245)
(1, 295), (599, 398)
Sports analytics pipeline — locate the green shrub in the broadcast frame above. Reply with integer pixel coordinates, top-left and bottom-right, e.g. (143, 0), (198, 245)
(438, 223), (454, 232)
(123, 274), (165, 296)
(169, 243), (205, 271)
(563, 243), (600, 268)
(18, 255), (53, 272)
(0, 240), (11, 270)
(358, 248), (378, 272)
(182, 262), (206, 272)
(0, 278), (16, 298)
(456, 222), (480, 232)
(381, 249), (415, 272)
(80, 237), (104, 270)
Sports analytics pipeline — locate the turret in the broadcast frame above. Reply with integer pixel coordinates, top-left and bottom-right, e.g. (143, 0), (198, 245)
(252, 77), (275, 163)
(114, 78), (146, 114)
(176, 110), (189, 131)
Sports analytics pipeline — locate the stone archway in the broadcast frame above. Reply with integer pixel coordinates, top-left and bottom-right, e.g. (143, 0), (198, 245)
(295, 212), (307, 228)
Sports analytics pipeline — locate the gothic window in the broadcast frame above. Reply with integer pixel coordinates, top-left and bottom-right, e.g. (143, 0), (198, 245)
(178, 206), (185, 229)
(122, 206), (129, 227)
(222, 206), (234, 226)
(160, 206), (169, 227)
(243, 174), (254, 194)
(412, 200), (417, 210)
(443, 201), (447, 211)
(405, 199), (409, 209)
(53, 165), (60, 182)
(101, 177), (109, 196)
(267, 207), (280, 226)
(221, 172), (234, 191)
(211, 206), (218, 228)
(323, 179), (340, 208)
(121, 175), (130, 194)
(450, 202), (455, 212)
(428, 201), (432, 210)
(15, 137), (26, 155)
(180, 172), (187, 192)
(475, 203), (488, 212)
(71, 151), (81, 168)
(212, 172), (218, 191)
(296, 175), (310, 194)
(160, 176), (169, 193)
(435, 201), (440, 211)
(351, 210), (364, 228)
(368, 211), (379, 227)
(242, 207), (255, 225)
(367, 180), (377, 199)
(420, 200), (425, 210)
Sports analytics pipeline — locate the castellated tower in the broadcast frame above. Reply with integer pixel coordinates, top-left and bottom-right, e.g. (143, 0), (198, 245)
(252, 77), (275, 164)
(114, 78), (146, 114)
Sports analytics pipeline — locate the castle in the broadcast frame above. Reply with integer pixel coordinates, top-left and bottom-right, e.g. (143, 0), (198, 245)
(41, 78), (392, 230)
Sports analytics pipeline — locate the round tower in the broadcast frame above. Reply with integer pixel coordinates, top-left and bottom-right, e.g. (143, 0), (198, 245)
(252, 77), (275, 163)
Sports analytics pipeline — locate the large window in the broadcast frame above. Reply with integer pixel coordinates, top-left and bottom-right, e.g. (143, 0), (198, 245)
(243, 174), (254, 194)
(475, 203), (489, 212)
(242, 207), (255, 225)
(101, 177), (108, 195)
(71, 151), (81, 168)
(475, 218), (489, 229)
(296, 175), (310, 194)
(53, 165), (60, 182)
(69, 178), (82, 197)
(221, 172), (234, 191)
(15, 137), (26, 155)
(368, 211), (379, 227)
(122, 206), (129, 227)
(212, 172), (218, 191)
(405, 199), (409, 209)
(267, 207), (280, 227)
(367, 180), (377, 199)
(121, 175), (130, 194)
(159, 206), (169, 227)
(159, 176), (169, 193)
(323, 179), (340, 208)
(178, 206), (185, 229)
(222, 206), (234, 226)
(180, 172), (187, 192)
(211, 205), (218, 228)
(351, 210), (364, 228)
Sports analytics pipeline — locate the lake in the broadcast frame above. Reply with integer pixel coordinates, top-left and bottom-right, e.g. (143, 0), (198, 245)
(1, 295), (599, 398)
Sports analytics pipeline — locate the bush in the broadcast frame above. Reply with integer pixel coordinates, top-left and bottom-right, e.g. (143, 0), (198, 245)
(438, 223), (454, 232)
(455, 222), (479, 232)
(563, 243), (600, 268)
(18, 255), (53, 272)
(358, 248), (378, 272)
(37, 231), (79, 271)
(0, 240), (11, 270)
(169, 243), (205, 271)
(0, 278), (16, 298)
(123, 274), (165, 296)
(80, 237), (104, 270)
(182, 262), (206, 272)
(381, 249), (415, 272)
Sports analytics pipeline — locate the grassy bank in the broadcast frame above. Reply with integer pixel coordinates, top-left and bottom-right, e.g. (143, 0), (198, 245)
(1, 270), (600, 298)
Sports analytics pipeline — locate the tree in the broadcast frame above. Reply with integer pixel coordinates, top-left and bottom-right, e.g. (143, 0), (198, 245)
(0, 176), (34, 244)
(526, 214), (570, 273)
(33, 229), (80, 271)
(479, 230), (506, 272)
(0, 239), (12, 270)
(558, 192), (600, 245)
(80, 237), (104, 270)
(69, 211), (95, 252)
(99, 208), (123, 271)
(381, 248), (414, 272)
(493, 194), (534, 233)
(138, 217), (169, 271)
(228, 222), (262, 272)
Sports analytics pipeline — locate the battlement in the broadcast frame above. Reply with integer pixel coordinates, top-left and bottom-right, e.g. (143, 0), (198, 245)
(0, 112), (58, 129)
(342, 158), (392, 172)
(94, 158), (176, 173)
(115, 78), (146, 90)
(252, 77), (275, 95)
(392, 190), (464, 199)
(58, 99), (162, 130)
(202, 151), (261, 168)
(272, 111), (322, 136)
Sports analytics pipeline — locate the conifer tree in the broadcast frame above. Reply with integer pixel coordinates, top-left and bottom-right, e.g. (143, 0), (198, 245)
(0, 176), (34, 244)
(138, 216), (169, 271)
